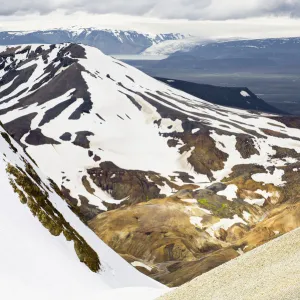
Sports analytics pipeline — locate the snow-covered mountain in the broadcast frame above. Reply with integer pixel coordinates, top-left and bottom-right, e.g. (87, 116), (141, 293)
(0, 28), (185, 55)
(1, 43), (300, 288)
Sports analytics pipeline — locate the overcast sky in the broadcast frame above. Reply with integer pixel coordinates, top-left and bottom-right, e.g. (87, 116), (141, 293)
(1, 0), (300, 38)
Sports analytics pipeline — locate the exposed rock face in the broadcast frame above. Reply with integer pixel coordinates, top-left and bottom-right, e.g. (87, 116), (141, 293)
(72, 131), (94, 149)
(88, 162), (165, 205)
(4, 113), (38, 143)
(235, 135), (259, 159)
(89, 184), (300, 286)
(25, 128), (61, 146)
(226, 224), (250, 243)
(181, 131), (228, 180)
(60, 132), (72, 141)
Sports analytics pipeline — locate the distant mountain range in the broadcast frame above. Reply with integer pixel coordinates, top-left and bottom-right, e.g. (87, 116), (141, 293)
(0, 28), (185, 54)
(149, 37), (300, 72)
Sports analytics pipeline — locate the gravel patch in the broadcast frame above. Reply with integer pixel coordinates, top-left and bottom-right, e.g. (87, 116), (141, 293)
(159, 228), (300, 300)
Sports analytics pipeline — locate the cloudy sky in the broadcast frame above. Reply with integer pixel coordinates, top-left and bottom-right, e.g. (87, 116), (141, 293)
(1, 0), (300, 38)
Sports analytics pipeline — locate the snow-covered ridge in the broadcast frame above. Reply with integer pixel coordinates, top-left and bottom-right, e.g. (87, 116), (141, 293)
(66, 27), (185, 43)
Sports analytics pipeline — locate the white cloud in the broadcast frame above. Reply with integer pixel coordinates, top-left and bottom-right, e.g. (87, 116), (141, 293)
(0, 0), (300, 20)
(1, 1), (300, 39)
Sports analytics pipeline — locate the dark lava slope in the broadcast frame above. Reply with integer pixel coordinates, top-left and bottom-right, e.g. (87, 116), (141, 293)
(156, 77), (287, 115)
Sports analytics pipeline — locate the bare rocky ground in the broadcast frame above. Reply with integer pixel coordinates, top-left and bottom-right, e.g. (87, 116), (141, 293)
(159, 227), (300, 300)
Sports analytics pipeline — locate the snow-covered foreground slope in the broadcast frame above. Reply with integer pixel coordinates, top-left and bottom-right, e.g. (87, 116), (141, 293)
(0, 126), (166, 299)
(159, 227), (300, 300)
(1, 43), (300, 287)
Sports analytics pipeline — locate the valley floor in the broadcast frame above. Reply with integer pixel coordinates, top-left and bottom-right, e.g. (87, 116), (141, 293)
(159, 227), (300, 300)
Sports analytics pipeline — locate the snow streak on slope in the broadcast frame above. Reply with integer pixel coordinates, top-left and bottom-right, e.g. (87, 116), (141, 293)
(0, 126), (166, 299)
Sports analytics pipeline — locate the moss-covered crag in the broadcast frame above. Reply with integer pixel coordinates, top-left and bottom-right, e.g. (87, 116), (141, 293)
(6, 163), (100, 272)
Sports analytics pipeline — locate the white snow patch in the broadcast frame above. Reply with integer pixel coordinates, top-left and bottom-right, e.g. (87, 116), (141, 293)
(190, 216), (203, 228)
(206, 215), (247, 237)
(199, 208), (212, 215)
(217, 184), (238, 201)
(243, 211), (252, 221)
(182, 199), (198, 204)
(244, 198), (266, 206)
(252, 169), (286, 186)
(255, 189), (273, 199)
(159, 182), (174, 196)
(240, 90), (250, 97)
(192, 128), (200, 134)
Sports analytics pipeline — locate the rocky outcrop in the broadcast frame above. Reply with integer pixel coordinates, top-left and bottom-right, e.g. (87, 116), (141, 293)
(87, 161), (198, 206)
(164, 130), (229, 180)
(235, 135), (259, 159)
(88, 162), (162, 205)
